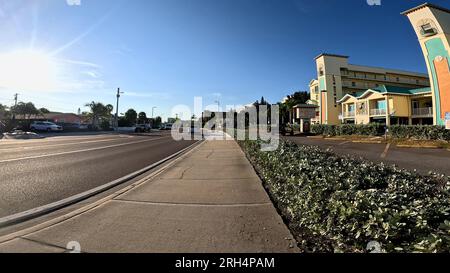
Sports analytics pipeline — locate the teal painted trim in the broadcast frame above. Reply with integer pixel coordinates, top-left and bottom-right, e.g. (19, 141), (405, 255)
(425, 38), (450, 126)
(319, 77), (326, 91)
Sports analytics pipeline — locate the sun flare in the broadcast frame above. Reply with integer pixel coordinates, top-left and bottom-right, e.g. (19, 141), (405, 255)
(0, 49), (58, 91)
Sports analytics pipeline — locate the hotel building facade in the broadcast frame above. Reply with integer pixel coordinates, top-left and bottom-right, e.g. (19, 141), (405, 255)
(309, 54), (430, 125)
(403, 3), (450, 126)
(308, 3), (450, 127)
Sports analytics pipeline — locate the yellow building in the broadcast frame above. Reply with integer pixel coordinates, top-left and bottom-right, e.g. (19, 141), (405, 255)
(403, 3), (450, 126)
(309, 54), (430, 125)
(338, 85), (433, 126)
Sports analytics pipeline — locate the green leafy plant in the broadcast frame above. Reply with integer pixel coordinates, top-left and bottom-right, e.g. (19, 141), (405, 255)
(312, 124), (450, 141)
(239, 139), (450, 253)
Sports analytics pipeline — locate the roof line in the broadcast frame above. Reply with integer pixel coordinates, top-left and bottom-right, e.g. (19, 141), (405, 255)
(401, 2), (450, 15)
(314, 53), (349, 60)
(347, 63), (429, 77)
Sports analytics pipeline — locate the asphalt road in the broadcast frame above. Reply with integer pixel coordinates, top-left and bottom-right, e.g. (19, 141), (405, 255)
(0, 132), (197, 218)
(285, 136), (450, 176)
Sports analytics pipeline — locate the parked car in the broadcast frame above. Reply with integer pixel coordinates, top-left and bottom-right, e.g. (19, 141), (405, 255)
(30, 121), (63, 132)
(135, 124), (151, 133)
(160, 123), (173, 130)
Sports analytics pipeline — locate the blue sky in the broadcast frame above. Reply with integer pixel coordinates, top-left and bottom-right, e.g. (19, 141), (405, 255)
(0, 0), (448, 121)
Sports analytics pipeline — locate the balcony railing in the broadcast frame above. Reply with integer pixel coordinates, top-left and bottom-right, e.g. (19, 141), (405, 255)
(343, 111), (355, 118)
(370, 109), (387, 116)
(412, 107), (433, 117)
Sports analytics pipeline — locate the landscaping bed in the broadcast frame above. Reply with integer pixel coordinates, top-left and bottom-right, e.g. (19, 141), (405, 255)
(239, 139), (450, 253)
(312, 124), (450, 142)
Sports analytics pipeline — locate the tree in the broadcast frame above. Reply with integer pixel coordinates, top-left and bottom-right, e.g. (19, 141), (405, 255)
(279, 91), (309, 126)
(85, 101), (110, 128)
(106, 104), (114, 115)
(11, 102), (39, 119)
(154, 116), (162, 128)
(39, 108), (50, 114)
(124, 109), (138, 126)
(138, 112), (147, 124)
(0, 104), (8, 117)
(283, 91), (309, 108)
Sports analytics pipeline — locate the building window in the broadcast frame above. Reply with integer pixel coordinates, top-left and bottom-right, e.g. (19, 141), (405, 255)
(352, 82), (356, 87)
(319, 67), (324, 77)
(420, 23), (437, 36)
(416, 79), (420, 84)
(396, 77), (400, 82)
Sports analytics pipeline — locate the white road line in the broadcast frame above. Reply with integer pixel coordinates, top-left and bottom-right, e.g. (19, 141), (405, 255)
(381, 143), (391, 159)
(0, 137), (129, 152)
(0, 134), (121, 146)
(0, 140), (203, 229)
(0, 136), (171, 164)
(339, 141), (352, 146)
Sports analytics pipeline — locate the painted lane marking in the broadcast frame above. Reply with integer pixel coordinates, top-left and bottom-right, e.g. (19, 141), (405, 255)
(339, 141), (352, 146)
(0, 140), (203, 232)
(0, 137), (130, 152)
(0, 135), (124, 148)
(0, 136), (171, 164)
(381, 143), (391, 159)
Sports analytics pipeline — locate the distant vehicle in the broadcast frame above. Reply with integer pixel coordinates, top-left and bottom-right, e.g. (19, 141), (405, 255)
(30, 121), (63, 132)
(160, 123), (173, 130)
(135, 124), (151, 133)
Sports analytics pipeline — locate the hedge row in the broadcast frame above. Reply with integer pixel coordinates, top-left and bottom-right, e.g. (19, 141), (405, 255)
(239, 139), (450, 253)
(311, 124), (385, 137)
(312, 124), (450, 141)
(389, 125), (450, 141)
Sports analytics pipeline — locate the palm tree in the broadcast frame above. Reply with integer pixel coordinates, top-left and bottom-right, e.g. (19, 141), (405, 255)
(85, 101), (109, 128)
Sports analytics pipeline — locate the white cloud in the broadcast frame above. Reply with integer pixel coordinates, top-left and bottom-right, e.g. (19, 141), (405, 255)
(125, 91), (173, 100)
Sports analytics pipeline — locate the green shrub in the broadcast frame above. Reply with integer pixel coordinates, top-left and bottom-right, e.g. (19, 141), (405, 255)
(389, 125), (450, 141)
(312, 123), (385, 137)
(312, 124), (450, 140)
(239, 139), (450, 253)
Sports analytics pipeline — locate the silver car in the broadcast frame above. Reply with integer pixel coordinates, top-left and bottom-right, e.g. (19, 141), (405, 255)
(30, 121), (63, 132)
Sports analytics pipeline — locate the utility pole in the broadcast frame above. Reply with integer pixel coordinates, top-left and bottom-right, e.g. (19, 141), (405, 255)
(152, 106), (157, 119)
(115, 88), (123, 129)
(12, 93), (18, 121)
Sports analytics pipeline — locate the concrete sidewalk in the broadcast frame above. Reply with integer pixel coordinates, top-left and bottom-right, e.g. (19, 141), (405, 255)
(0, 139), (298, 253)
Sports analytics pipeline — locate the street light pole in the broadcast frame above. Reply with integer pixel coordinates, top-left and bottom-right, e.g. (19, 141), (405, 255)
(12, 93), (18, 121)
(115, 88), (123, 130)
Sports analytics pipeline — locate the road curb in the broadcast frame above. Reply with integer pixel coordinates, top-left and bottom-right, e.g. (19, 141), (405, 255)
(352, 140), (383, 144)
(0, 140), (203, 228)
(396, 144), (440, 149)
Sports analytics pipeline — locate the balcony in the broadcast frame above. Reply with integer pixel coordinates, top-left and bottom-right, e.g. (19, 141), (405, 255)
(412, 107), (433, 117)
(370, 109), (387, 116)
(343, 111), (355, 118)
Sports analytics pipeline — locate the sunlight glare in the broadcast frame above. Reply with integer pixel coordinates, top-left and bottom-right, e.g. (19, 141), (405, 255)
(0, 49), (58, 91)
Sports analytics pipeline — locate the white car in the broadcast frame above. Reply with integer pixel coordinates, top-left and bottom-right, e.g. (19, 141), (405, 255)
(30, 121), (63, 132)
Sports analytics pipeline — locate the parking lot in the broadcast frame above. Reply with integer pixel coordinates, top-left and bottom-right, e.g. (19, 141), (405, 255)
(284, 136), (450, 176)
